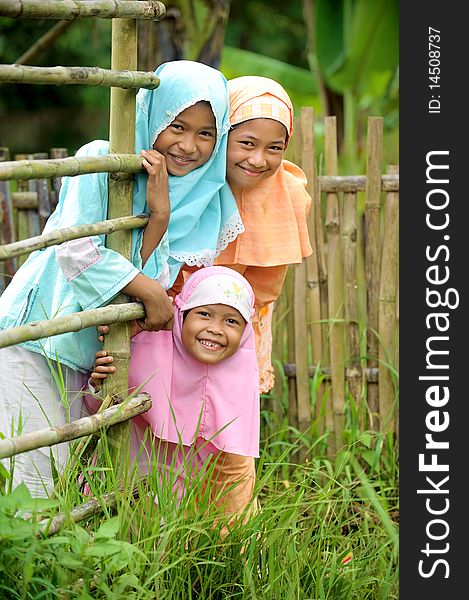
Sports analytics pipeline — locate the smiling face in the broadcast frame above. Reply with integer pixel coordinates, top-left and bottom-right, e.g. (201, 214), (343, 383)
(181, 303), (246, 364)
(153, 101), (217, 176)
(226, 118), (288, 191)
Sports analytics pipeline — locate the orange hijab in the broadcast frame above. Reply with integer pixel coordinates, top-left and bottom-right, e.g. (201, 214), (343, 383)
(216, 76), (312, 268)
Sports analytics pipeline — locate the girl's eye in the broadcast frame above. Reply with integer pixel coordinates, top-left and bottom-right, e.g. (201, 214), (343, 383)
(239, 140), (254, 147)
(171, 123), (183, 131)
(199, 130), (215, 138)
(269, 145), (284, 152)
(226, 318), (240, 326)
(197, 310), (210, 317)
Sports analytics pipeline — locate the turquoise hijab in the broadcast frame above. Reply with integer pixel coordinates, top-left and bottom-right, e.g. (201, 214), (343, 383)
(134, 60), (244, 287)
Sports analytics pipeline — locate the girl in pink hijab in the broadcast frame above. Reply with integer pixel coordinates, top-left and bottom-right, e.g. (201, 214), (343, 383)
(88, 266), (260, 526)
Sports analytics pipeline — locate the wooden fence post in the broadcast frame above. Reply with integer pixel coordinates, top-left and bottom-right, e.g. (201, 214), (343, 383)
(14, 153), (41, 265)
(294, 259), (311, 461)
(342, 187), (363, 424)
(103, 11), (138, 477)
(291, 115), (312, 460)
(33, 152), (52, 230)
(49, 147), (68, 210)
(364, 117), (383, 430)
(285, 268), (298, 437)
(271, 291), (287, 425)
(0, 147), (16, 291)
(300, 107), (325, 435)
(324, 117), (345, 452)
(378, 164), (399, 432)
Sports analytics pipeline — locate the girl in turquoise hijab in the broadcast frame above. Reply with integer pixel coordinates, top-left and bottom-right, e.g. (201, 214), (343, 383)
(135, 60), (245, 286)
(0, 60), (242, 497)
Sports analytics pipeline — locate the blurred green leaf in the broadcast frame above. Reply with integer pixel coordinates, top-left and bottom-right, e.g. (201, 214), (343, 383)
(221, 46), (321, 113)
(315, 0), (398, 99)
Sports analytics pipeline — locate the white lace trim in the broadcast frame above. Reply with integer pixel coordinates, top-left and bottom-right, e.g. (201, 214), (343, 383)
(171, 248), (217, 268)
(215, 212), (245, 256)
(170, 213), (245, 267)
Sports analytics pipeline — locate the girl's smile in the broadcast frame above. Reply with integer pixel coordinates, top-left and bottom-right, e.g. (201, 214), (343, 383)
(226, 118), (287, 191)
(153, 101), (217, 176)
(182, 303), (246, 364)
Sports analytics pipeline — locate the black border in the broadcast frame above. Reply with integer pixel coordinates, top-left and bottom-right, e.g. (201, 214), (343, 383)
(400, 2), (466, 596)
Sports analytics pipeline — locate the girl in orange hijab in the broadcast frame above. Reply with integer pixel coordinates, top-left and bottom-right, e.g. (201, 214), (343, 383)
(215, 76), (313, 393)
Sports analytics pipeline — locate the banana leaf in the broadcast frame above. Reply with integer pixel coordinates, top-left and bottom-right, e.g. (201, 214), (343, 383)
(221, 45), (320, 112)
(315, 0), (398, 100)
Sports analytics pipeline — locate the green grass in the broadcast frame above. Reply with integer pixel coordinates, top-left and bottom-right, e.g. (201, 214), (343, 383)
(0, 386), (398, 599)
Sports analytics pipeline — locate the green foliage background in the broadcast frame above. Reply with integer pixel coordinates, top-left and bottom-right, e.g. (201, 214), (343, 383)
(0, 1), (398, 165)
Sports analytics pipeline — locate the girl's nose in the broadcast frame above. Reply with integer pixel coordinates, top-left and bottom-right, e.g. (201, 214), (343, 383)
(247, 150), (266, 168)
(177, 134), (197, 154)
(207, 320), (224, 335)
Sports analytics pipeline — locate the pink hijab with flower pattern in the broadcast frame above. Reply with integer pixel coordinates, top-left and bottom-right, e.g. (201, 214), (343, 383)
(129, 266), (260, 457)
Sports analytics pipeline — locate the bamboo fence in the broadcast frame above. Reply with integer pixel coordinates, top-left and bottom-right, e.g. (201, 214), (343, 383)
(272, 109), (399, 452)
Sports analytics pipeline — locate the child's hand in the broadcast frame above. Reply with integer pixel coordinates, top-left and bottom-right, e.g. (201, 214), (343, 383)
(97, 324), (109, 343)
(141, 149), (170, 220)
(97, 320), (141, 341)
(90, 349), (115, 389)
(123, 275), (174, 332)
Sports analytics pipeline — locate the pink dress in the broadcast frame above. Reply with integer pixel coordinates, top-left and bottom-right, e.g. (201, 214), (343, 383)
(87, 267), (260, 524)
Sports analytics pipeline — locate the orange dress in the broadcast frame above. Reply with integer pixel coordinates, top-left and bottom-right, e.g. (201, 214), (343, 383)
(215, 159), (312, 392)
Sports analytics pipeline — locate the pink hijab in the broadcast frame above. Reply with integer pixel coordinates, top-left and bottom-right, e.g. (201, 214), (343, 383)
(129, 266), (260, 457)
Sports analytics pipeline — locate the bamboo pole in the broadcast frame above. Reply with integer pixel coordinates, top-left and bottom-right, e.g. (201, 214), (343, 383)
(20, 155), (44, 247)
(0, 1), (166, 21)
(271, 290), (286, 424)
(324, 117), (345, 453)
(13, 153), (33, 265)
(378, 165), (399, 432)
(300, 109), (322, 356)
(11, 191), (38, 209)
(0, 214), (148, 260)
(15, 20), (75, 65)
(0, 64), (160, 90)
(49, 148), (68, 210)
(0, 301), (145, 348)
(0, 153), (144, 181)
(395, 272), (399, 442)
(292, 117), (311, 460)
(0, 393), (151, 459)
(103, 11), (137, 475)
(315, 170), (329, 374)
(342, 191), (363, 423)
(300, 107), (325, 434)
(364, 117), (383, 430)
(39, 480), (144, 536)
(283, 363), (378, 383)
(294, 260), (311, 461)
(0, 148), (16, 290)
(33, 152), (52, 230)
(26, 181), (41, 238)
(319, 174), (398, 193)
(285, 268), (298, 433)
(0, 159), (400, 190)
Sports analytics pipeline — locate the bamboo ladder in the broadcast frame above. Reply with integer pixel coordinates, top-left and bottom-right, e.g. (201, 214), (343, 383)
(0, 0), (167, 484)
